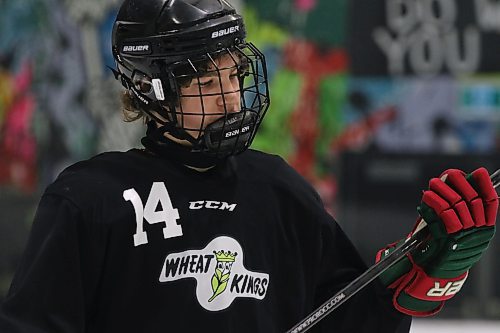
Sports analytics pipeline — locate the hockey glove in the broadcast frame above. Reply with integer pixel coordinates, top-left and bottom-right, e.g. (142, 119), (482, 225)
(376, 167), (498, 316)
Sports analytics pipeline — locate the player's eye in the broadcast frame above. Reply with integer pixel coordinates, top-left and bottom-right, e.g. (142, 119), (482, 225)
(198, 79), (213, 87)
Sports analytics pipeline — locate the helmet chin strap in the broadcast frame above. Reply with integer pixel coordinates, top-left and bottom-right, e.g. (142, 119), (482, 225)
(145, 119), (199, 146)
(144, 109), (257, 161)
(142, 121), (222, 168)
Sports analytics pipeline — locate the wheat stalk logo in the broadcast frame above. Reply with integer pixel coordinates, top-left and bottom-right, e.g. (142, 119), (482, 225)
(208, 250), (237, 302)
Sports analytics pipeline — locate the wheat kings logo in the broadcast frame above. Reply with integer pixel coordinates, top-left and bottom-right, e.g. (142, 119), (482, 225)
(159, 236), (270, 311)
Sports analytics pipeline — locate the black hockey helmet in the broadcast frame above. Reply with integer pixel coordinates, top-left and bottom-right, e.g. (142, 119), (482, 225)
(111, 0), (270, 160)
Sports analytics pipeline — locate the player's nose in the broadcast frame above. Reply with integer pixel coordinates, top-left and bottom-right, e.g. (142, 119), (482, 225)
(217, 77), (240, 113)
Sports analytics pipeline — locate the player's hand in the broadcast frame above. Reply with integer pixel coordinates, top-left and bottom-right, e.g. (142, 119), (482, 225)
(376, 167), (498, 316)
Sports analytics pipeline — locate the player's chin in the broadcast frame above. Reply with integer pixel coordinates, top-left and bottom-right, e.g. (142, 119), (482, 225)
(183, 123), (213, 141)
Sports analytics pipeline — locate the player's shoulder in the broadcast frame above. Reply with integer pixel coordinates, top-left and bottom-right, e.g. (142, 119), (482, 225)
(237, 149), (297, 178)
(235, 149), (279, 166)
(54, 149), (141, 180)
(236, 149), (322, 204)
(44, 150), (144, 202)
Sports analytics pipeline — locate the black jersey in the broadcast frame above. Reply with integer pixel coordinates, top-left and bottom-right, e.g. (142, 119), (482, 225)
(0, 149), (410, 332)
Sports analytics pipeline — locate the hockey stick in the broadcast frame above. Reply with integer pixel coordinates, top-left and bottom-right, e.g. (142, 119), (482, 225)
(286, 169), (500, 333)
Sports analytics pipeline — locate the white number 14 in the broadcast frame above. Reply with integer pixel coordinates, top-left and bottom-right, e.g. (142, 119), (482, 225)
(123, 182), (183, 246)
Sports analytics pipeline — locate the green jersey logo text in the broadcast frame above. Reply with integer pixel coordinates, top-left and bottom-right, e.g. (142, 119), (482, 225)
(159, 236), (270, 311)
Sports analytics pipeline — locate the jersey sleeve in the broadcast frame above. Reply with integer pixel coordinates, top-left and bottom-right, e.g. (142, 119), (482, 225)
(312, 212), (412, 332)
(0, 193), (105, 333)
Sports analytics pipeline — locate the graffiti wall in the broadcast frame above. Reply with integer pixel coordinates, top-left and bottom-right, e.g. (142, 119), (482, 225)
(3, 0), (498, 202)
(1, 0), (500, 312)
(0, 0), (142, 298)
(246, 0), (500, 210)
(347, 0), (500, 155)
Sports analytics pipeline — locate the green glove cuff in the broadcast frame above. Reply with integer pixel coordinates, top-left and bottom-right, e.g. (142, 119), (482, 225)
(377, 239), (412, 287)
(396, 292), (441, 313)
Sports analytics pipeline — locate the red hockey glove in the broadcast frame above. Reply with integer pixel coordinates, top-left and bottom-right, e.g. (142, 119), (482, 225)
(376, 167), (498, 316)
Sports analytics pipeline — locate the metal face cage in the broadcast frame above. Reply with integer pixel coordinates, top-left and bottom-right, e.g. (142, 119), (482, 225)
(165, 42), (270, 158)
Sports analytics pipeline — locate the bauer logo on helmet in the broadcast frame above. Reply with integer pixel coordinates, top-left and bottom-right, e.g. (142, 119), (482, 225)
(211, 25), (240, 39)
(122, 44), (152, 55)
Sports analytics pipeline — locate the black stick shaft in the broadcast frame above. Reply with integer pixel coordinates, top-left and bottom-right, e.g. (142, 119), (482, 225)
(287, 169), (500, 333)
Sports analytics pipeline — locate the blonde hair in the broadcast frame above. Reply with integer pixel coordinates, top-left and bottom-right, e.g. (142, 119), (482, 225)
(121, 90), (148, 122)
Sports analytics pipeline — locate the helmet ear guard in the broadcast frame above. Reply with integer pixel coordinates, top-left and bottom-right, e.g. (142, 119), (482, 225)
(111, 47), (180, 126)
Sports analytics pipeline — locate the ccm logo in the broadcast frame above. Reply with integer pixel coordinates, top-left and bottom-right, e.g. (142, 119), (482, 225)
(189, 201), (237, 211)
(212, 25), (239, 39)
(122, 45), (150, 52)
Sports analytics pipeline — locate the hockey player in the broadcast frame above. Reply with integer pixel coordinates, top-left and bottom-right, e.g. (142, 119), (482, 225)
(0, 0), (497, 332)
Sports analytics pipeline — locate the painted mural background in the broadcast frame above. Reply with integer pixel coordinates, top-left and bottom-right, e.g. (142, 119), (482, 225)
(1, 0), (500, 319)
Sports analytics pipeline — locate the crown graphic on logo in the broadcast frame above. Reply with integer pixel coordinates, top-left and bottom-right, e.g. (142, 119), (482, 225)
(213, 250), (237, 262)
